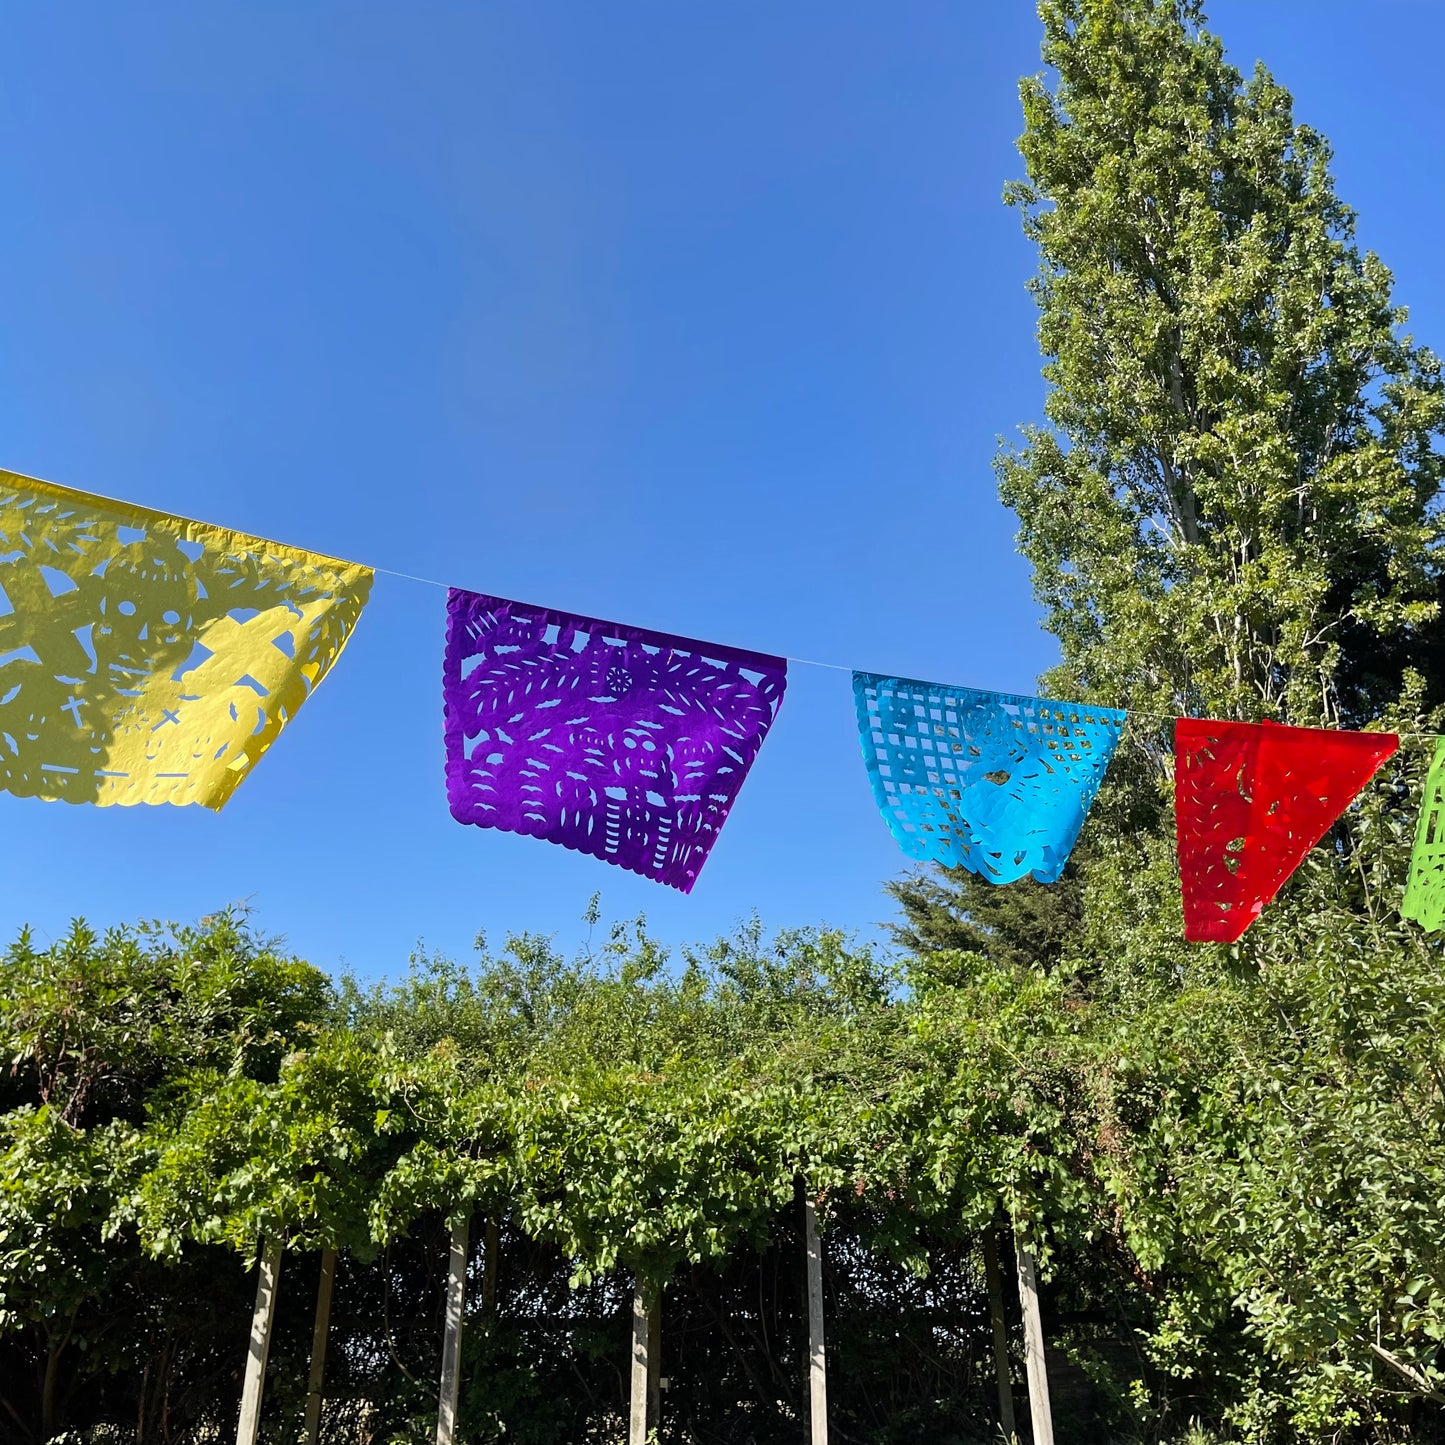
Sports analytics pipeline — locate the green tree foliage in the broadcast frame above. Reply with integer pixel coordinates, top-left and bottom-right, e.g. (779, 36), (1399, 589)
(893, 1), (1445, 1439)
(1000, 0), (1445, 729)
(6, 894), (1445, 1440)
(5, 913), (1038, 1445)
(894, 0), (1445, 963)
(0, 915), (332, 1442)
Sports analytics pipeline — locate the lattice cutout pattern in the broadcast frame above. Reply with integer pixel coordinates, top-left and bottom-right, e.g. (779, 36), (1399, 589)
(1400, 739), (1445, 932)
(1174, 718), (1398, 943)
(853, 672), (1125, 885)
(443, 589), (787, 892)
(0, 470), (373, 808)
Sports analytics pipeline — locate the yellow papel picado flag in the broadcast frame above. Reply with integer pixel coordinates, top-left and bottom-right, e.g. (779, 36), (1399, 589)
(0, 469), (372, 808)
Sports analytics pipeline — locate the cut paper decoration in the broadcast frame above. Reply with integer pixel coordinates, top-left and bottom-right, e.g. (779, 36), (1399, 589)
(1175, 718), (1398, 943)
(0, 470), (373, 809)
(1401, 738), (1445, 932)
(443, 589), (787, 892)
(852, 673), (1126, 885)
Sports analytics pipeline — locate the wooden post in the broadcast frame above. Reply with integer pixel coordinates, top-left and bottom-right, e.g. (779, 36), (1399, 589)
(983, 1232), (1016, 1440)
(629, 1276), (651, 1445)
(1014, 1238), (1054, 1445)
(804, 1196), (828, 1445)
(303, 1246), (337, 1445)
(436, 1218), (469, 1445)
(235, 1240), (282, 1445)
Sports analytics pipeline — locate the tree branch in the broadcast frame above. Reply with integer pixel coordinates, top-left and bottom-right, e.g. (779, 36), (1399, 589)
(1369, 1342), (1445, 1403)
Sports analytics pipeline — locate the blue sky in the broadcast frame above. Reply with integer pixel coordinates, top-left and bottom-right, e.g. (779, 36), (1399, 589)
(1, 3), (1441, 980)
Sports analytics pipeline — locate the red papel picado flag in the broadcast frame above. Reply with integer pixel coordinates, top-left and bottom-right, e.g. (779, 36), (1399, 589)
(1174, 718), (1398, 943)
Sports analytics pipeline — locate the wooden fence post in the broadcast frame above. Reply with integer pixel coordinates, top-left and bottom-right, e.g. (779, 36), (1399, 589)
(983, 1231), (1016, 1440)
(805, 1195), (828, 1445)
(1014, 1236), (1055, 1445)
(629, 1276), (651, 1445)
(436, 1218), (469, 1445)
(303, 1246), (337, 1445)
(235, 1240), (282, 1445)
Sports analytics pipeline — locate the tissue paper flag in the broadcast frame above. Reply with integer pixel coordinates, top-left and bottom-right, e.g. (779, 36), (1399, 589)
(853, 672), (1125, 884)
(443, 588), (787, 891)
(1400, 738), (1445, 932)
(1175, 717), (1397, 942)
(0, 470), (372, 808)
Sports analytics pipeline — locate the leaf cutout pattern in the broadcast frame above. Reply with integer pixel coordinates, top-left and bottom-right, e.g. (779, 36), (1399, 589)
(1175, 717), (1398, 943)
(0, 471), (372, 809)
(443, 589), (787, 892)
(853, 672), (1125, 885)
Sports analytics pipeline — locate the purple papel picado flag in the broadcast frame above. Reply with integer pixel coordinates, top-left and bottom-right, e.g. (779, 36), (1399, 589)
(443, 589), (787, 892)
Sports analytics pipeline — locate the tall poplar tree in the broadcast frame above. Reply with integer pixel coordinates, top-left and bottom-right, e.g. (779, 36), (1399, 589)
(1003, 0), (1444, 729)
(892, 0), (1445, 962)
